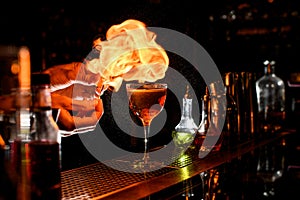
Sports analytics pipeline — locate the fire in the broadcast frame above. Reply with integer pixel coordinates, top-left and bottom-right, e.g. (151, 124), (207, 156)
(43, 19), (169, 133)
(87, 19), (169, 91)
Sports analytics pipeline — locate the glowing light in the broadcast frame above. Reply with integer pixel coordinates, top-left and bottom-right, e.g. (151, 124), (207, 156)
(11, 62), (20, 74)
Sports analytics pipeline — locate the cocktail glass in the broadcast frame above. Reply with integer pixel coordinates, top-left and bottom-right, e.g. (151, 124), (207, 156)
(126, 82), (167, 170)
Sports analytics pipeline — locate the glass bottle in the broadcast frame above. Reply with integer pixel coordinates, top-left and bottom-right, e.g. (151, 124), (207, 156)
(197, 88), (209, 151)
(199, 83), (225, 154)
(15, 46), (32, 142)
(255, 60), (286, 134)
(10, 47), (33, 199)
(172, 86), (199, 198)
(28, 73), (61, 199)
(174, 85), (198, 134)
(11, 87), (32, 200)
(14, 88), (31, 141)
(222, 73), (238, 149)
(172, 85), (198, 156)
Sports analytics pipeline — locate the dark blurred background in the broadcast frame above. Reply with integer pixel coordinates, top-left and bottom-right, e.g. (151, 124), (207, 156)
(1, 0), (299, 170)
(1, 0), (299, 75)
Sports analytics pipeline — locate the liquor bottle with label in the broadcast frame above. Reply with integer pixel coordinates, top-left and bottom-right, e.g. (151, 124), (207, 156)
(28, 73), (61, 199)
(10, 46), (33, 200)
(255, 60), (286, 134)
(15, 46), (32, 142)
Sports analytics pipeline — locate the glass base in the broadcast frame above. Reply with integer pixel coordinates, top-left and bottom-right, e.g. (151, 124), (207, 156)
(131, 159), (165, 172)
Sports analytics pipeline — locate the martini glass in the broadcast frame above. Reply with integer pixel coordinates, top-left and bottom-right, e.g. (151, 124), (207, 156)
(126, 82), (167, 170)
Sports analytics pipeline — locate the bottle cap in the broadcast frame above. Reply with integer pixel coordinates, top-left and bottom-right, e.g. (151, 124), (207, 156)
(31, 73), (50, 86)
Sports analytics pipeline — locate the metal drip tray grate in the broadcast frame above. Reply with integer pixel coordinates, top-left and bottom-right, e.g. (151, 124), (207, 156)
(61, 160), (176, 199)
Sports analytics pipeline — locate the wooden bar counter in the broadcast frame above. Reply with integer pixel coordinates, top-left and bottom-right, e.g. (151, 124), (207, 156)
(60, 129), (299, 199)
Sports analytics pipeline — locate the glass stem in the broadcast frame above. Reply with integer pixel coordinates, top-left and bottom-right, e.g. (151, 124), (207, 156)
(143, 125), (150, 164)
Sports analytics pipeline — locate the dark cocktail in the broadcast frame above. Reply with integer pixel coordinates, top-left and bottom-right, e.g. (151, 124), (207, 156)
(126, 83), (167, 170)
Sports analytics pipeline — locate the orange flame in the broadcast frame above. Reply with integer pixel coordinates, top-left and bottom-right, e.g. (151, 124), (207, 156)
(87, 19), (169, 91)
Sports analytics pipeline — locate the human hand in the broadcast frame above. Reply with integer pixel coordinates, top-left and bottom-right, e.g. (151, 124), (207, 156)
(43, 19), (170, 135)
(44, 62), (105, 135)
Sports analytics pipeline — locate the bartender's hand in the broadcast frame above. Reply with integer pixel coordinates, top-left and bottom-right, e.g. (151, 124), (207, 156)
(43, 61), (105, 133)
